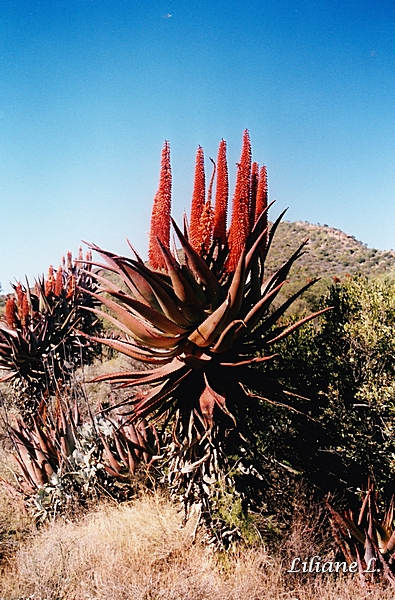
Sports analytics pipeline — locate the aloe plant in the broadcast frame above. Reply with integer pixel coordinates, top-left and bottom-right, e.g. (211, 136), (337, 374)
(326, 481), (395, 587)
(83, 131), (328, 543)
(0, 393), (157, 520)
(0, 250), (101, 414)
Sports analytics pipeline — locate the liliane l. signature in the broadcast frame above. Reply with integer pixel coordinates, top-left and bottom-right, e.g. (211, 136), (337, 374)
(287, 556), (379, 574)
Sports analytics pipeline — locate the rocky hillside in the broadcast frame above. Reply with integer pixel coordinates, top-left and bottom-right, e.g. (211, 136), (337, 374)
(267, 221), (395, 280)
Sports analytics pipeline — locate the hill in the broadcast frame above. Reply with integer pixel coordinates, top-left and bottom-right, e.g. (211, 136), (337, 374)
(265, 221), (395, 311)
(267, 220), (395, 279)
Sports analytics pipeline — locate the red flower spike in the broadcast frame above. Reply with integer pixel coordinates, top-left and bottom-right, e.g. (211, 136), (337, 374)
(15, 283), (24, 309)
(66, 274), (75, 300)
(21, 293), (30, 328)
(213, 139), (229, 245)
(198, 158), (216, 255)
(55, 266), (64, 297)
(199, 200), (214, 255)
(148, 140), (172, 270)
(189, 146), (206, 252)
(225, 129), (252, 273)
(45, 266), (55, 297)
(5, 298), (17, 329)
(249, 161), (259, 231)
(255, 165), (268, 248)
(255, 165), (268, 222)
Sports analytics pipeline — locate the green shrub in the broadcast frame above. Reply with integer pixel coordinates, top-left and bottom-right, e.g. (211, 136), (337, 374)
(269, 275), (395, 498)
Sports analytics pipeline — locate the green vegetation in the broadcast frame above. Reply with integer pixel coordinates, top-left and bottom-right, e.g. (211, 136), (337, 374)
(269, 275), (395, 499)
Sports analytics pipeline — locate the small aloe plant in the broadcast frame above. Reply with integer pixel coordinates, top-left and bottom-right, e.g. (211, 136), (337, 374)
(0, 393), (158, 520)
(326, 481), (395, 587)
(0, 250), (101, 414)
(82, 131), (329, 543)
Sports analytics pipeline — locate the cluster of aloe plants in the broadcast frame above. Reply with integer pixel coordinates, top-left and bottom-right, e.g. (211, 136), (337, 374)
(0, 250), (101, 414)
(0, 390), (158, 520)
(326, 481), (395, 587)
(81, 130), (328, 543)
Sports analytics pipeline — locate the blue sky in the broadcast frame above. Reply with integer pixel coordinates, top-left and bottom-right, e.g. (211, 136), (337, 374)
(1, 0), (395, 292)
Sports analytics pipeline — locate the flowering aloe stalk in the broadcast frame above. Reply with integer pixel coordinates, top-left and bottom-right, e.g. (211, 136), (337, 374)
(189, 145), (206, 253)
(213, 139), (228, 246)
(148, 141), (172, 270)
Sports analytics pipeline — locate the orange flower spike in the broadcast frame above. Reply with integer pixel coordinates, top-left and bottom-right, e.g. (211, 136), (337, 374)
(255, 165), (268, 249)
(226, 129), (252, 272)
(55, 266), (64, 297)
(21, 293), (30, 327)
(66, 274), (75, 300)
(249, 161), (259, 230)
(45, 266), (55, 297)
(199, 159), (216, 254)
(189, 146), (206, 252)
(5, 298), (17, 329)
(213, 139), (229, 245)
(67, 251), (73, 271)
(148, 140), (172, 270)
(255, 165), (268, 222)
(15, 283), (24, 307)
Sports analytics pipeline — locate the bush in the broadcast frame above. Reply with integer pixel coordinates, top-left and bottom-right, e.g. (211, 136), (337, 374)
(269, 275), (395, 499)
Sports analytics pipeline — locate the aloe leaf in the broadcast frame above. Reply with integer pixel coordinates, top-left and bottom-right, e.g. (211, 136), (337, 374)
(171, 218), (222, 308)
(251, 278), (322, 341)
(125, 261), (194, 327)
(264, 307), (332, 345)
(86, 287), (185, 338)
(80, 332), (175, 364)
(156, 242), (207, 323)
(83, 303), (182, 349)
(261, 208), (289, 263)
(261, 240), (308, 299)
(198, 385), (216, 427)
(204, 373), (236, 425)
(325, 500), (366, 545)
(126, 371), (192, 421)
(211, 320), (245, 354)
(188, 295), (232, 347)
(239, 281), (287, 336)
(219, 355), (276, 367)
(240, 384), (316, 422)
(92, 359), (187, 387)
(226, 252), (246, 319)
(106, 290), (190, 334)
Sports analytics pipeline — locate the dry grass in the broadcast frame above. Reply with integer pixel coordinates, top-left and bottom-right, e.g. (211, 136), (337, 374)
(0, 490), (393, 600)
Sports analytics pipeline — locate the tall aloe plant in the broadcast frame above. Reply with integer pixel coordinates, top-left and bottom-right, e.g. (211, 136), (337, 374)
(83, 131), (329, 543)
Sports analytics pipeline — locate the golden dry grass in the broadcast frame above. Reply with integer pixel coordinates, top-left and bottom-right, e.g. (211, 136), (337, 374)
(0, 491), (394, 600)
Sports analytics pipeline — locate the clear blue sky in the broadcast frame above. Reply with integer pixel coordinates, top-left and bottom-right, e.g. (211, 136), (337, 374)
(1, 0), (395, 293)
